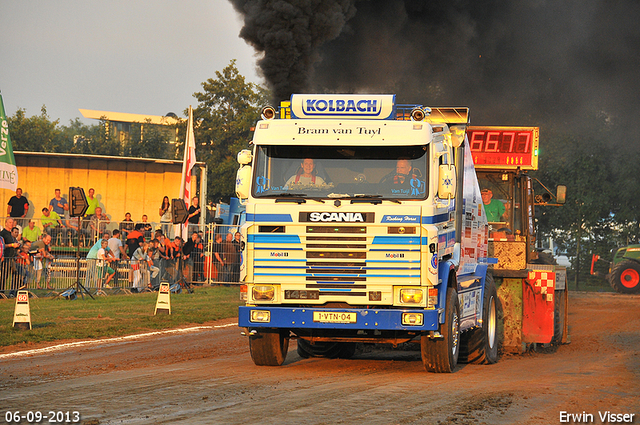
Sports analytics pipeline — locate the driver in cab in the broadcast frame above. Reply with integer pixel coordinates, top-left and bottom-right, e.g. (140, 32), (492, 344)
(481, 188), (506, 222)
(285, 158), (326, 187)
(381, 158), (415, 186)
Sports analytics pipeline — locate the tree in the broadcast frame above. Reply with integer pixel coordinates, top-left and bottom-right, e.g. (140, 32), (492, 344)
(64, 117), (121, 156)
(535, 133), (616, 288)
(124, 119), (174, 159)
(185, 60), (270, 202)
(8, 106), (62, 152)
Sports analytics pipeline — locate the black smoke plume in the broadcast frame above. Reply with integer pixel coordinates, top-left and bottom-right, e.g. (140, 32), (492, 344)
(229, 0), (357, 102)
(231, 0), (640, 140)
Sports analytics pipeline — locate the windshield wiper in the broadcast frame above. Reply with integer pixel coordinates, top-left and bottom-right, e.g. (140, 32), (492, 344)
(275, 193), (307, 204)
(274, 193), (325, 204)
(350, 195), (383, 204)
(348, 194), (402, 204)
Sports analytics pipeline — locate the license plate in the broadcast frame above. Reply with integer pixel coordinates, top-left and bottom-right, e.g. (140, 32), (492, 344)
(313, 311), (357, 324)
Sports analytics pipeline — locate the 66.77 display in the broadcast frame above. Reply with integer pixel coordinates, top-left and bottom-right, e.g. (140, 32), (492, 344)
(467, 126), (539, 170)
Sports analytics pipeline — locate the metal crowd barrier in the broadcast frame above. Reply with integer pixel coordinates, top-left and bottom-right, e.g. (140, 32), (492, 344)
(1, 222), (245, 295)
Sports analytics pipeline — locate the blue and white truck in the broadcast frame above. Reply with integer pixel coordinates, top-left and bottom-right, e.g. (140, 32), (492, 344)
(235, 94), (498, 372)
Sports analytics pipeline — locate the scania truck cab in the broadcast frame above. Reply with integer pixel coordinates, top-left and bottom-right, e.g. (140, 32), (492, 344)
(236, 94), (498, 372)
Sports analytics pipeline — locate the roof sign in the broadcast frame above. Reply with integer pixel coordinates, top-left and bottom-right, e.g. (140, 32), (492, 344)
(290, 94), (396, 120)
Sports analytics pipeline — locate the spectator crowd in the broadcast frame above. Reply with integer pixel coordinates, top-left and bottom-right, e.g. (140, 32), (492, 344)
(1, 188), (242, 295)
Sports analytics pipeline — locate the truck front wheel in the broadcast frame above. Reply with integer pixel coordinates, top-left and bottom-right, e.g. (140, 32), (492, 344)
(421, 287), (460, 373)
(459, 275), (499, 364)
(609, 260), (640, 294)
(249, 329), (290, 366)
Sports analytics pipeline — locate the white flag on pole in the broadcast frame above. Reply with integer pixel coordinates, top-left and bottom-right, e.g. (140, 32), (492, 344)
(178, 106), (197, 239)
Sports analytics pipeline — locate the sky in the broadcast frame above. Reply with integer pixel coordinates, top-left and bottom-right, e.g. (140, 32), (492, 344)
(1, 0), (262, 125)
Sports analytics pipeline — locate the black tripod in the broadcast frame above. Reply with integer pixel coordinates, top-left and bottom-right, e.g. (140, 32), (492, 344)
(174, 255), (193, 293)
(56, 237), (93, 300)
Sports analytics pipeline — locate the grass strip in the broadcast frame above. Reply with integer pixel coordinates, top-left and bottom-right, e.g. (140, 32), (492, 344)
(0, 286), (242, 348)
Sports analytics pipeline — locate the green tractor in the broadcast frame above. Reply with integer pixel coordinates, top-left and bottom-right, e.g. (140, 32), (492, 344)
(591, 246), (640, 294)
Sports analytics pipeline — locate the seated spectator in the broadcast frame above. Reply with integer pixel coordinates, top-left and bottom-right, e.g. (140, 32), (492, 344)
(11, 226), (21, 246)
(138, 215), (153, 241)
(119, 212), (134, 241)
(66, 215), (80, 247)
(40, 207), (64, 245)
(88, 207), (110, 243)
(22, 220), (42, 243)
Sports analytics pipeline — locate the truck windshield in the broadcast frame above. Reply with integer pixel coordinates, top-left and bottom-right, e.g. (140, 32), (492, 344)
(252, 145), (429, 200)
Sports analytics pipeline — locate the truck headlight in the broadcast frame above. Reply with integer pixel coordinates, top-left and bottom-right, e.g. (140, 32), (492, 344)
(252, 285), (275, 301)
(250, 310), (271, 323)
(400, 288), (424, 304)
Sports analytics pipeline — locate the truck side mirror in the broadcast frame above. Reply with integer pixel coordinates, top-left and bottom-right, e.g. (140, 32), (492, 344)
(556, 185), (567, 204)
(236, 165), (252, 199)
(237, 149), (253, 165)
(236, 149), (253, 199)
(438, 164), (456, 200)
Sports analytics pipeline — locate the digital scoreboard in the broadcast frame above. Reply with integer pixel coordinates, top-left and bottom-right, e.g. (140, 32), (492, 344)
(467, 126), (539, 170)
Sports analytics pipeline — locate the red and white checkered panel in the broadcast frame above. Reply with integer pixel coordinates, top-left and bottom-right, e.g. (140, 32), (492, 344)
(528, 271), (555, 301)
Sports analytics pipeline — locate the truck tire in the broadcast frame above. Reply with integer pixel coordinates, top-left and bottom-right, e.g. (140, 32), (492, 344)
(421, 287), (460, 373)
(552, 289), (566, 344)
(609, 260), (640, 294)
(249, 329), (289, 366)
(297, 340), (357, 359)
(459, 275), (499, 364)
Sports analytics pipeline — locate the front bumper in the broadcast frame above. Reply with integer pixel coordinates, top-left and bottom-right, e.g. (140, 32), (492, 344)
(239, 306), (440, 331)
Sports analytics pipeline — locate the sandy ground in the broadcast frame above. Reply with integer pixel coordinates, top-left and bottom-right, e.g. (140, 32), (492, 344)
(0, 291), (638, 425)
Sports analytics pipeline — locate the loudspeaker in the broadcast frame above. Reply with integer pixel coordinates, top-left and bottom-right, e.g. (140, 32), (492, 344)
(172, 198), (188, 224)
(69, 187), (89, 217)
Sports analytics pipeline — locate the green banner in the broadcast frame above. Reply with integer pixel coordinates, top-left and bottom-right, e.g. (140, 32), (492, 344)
(0, 93), (18, 191)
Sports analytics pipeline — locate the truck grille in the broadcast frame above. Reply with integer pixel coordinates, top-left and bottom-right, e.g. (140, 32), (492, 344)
(252, 223), (421, 296)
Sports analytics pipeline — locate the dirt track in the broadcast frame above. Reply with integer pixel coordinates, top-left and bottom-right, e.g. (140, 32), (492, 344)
(1, 291), (638, 425)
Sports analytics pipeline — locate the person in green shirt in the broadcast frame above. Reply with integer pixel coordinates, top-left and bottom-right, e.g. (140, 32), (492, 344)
(22, 220), (42, 243)
(85, 188), (100, 216)
(41, 207), (64, 244)
(481, 188), (506, 223)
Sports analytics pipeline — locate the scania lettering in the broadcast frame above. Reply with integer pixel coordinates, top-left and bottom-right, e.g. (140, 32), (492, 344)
(309, 212), (365, 222)
(236, 95), (565, 372)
